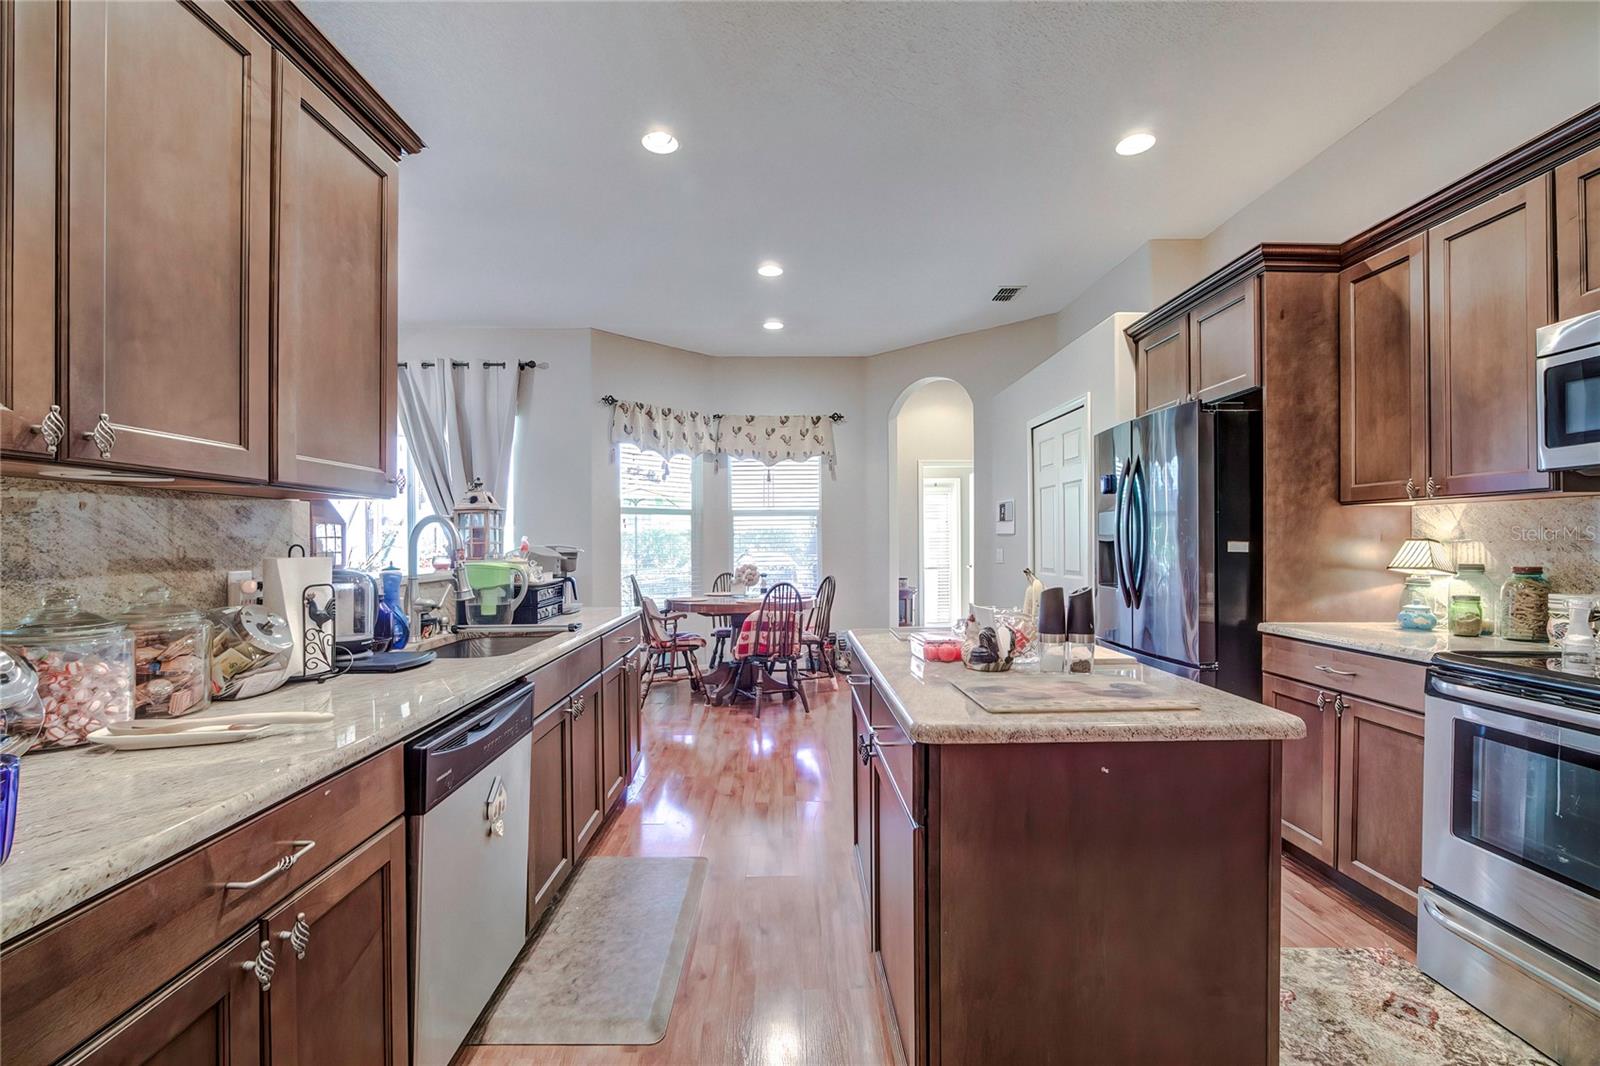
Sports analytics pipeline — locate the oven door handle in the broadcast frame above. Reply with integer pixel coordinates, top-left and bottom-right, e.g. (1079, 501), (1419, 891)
(1431, 679), (1600, 733)
(1422, 894), (1600, 1016)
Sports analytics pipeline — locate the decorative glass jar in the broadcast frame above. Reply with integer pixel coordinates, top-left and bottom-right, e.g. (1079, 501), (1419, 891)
(0, 597), (133, 749)
(452, 477), (504, 561)
(1397, 577), (1439, 631)
(1448, 595), (1484, 638)
(1497, 566), (1550, 642)
(118, 587), (212, 718)
(1451, 563), (1497, 635)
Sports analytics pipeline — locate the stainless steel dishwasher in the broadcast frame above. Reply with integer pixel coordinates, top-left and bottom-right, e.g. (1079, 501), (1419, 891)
(406, 680), (533, 1066)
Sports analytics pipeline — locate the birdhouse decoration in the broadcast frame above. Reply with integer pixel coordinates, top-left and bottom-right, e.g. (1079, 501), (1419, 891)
(451, 477), (504, 561)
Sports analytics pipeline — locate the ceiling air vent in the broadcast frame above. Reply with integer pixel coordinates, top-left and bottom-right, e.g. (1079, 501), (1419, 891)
(991, 286), (1026, 302)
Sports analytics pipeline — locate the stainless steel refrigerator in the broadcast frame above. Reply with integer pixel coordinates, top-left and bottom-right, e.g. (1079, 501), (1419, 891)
(1093, 401), (1262, 699)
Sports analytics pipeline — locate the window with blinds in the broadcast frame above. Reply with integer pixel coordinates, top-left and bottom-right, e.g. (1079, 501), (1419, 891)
(920, 476), (962, 626)
(619, 442), (694, 604)
(730, 457), (821, 592)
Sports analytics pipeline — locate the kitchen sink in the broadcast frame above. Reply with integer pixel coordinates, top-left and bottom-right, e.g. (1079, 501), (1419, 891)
(429, 634), (560, 659)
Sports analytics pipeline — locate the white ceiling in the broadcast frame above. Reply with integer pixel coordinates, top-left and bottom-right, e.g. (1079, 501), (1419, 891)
(303, 1), (1514, 356)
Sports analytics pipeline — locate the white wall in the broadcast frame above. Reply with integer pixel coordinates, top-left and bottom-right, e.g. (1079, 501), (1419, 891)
(975, 313), (1140, 606)
(891, 380), (975, 622)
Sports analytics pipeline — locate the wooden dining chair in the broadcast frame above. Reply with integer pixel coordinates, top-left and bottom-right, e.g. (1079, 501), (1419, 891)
(801, 575), (837, 678)
(732, 582), (808, 715)
(629, 575), (704, 696)
(707, 571), (736, 669)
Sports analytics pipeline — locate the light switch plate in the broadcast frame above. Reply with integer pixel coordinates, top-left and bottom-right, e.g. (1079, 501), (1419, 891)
(994, 547), (1005, 564)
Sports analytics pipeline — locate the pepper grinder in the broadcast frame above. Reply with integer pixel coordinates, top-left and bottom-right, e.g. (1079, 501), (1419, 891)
(1037, 586), (1067, 672)
(1066, 587), (1095, 673)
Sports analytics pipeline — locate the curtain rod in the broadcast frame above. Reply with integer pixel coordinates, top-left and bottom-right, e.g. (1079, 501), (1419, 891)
(599, 395), (844, 423)
(397, 360), (549, 370)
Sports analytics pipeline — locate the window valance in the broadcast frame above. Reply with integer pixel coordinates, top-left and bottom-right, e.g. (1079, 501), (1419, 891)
(607, 398), (839, 477)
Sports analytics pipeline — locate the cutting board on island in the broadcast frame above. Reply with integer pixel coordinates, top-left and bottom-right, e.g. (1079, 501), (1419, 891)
(951, 672), (1199, 713)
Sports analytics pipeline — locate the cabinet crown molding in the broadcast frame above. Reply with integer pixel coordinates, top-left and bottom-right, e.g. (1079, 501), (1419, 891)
(1127, 243), (1341, 342)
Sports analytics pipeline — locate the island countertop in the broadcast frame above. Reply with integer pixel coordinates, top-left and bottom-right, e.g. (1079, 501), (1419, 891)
(0, 606), (638, 944)
(1259, 620), (1558, 663)
(846, 628), (1304, 745)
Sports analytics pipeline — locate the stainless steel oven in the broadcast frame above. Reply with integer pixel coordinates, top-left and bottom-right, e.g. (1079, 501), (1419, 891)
(1537, 309), (1600, 473)
(1421, 653), (1600, 1062)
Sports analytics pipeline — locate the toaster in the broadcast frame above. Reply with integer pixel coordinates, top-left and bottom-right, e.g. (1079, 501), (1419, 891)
(332, 568), (381, 654)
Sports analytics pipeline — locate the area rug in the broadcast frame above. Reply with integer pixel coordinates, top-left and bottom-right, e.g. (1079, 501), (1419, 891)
(1280, 947), (1553, 1065)
(473, 856), (708, 1046)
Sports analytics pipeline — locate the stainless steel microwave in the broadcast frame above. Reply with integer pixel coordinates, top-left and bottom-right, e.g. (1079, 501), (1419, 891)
(1536, 309), (1600, 472)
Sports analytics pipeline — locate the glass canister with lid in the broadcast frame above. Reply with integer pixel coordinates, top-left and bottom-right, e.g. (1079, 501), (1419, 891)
(1497, 566), (1551, 642)
(118, 586), (212, 718)
(0, 596), (134, 748)
(0, 648), (44, 865)
(1450, 563), (1497, 635)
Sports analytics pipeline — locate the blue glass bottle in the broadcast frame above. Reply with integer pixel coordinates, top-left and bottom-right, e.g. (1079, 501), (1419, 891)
(380, 565), (410, 650)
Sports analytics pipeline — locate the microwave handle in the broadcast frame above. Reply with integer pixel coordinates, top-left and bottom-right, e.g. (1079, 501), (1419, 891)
(1431, 679), (1600, 733)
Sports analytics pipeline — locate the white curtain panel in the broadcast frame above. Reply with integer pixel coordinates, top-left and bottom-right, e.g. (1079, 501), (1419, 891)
(717, 414), (837, 476)
(397, 360), (461, 515)
(452, 363), (522, 502)
(609, 401), (719, 464)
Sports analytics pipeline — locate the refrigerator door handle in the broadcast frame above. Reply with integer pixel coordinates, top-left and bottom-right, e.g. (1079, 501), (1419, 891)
(1113, 459), (1133, 608)
(1128, 456), (1147, 609)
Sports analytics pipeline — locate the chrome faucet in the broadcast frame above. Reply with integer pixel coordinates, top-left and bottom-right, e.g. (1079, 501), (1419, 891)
(406, 515), (474, 634)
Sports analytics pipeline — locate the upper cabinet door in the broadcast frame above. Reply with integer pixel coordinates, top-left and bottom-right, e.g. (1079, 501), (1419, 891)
(1, 0), (61, 458)
(1189, 278), (1259, 403)
(65, 0), (271, 479)
(1339, 236), (1429, 503)
(1427, 176), (1553, 497)
(1556, 142), (1600, 319)
(1135, 316), (1190, 413)
(274, 57), (398, 496)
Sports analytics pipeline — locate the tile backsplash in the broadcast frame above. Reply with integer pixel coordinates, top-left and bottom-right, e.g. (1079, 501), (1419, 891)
(1413, 496), (1600, 593)
(1, 478), (310, 620)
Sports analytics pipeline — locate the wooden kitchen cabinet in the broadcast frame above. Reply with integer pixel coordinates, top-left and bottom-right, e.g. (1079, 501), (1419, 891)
(569, 674), (606, 858)
(1260, 673), (1338, 865)
(1336, 695), (1425, 913)
(64, 0), (272, 481)
(527, 701), (575, 933)
(600, 661), (628, 810)
(1135, 315), (1189, 413)
(1339, 236), (1429, 503)
(63, 930), (265, 1066)
(1189, 278), (1260, 403)
(273, 56), (399, 496)
(1427, 176), (1553, 497)
(1, 0), (60, 459)
(848, 676), (875, 918)
(264, 820), (409, 1066)
(1556, 142), (1600, 318)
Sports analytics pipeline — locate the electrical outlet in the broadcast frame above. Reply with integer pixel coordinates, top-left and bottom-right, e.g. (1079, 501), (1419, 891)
(994, 547), (1005, 564)
(225, 569), (258, 607)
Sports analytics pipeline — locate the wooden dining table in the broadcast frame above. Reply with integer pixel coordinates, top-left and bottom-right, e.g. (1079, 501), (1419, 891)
(665, 592), (814, 705)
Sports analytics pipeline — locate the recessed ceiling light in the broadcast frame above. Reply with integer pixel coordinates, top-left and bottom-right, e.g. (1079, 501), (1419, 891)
(1115, 131), (1156, 156)
(641, 129), (679, 155)
(757, 261), (784, 278)
(763, 319), (784, 331)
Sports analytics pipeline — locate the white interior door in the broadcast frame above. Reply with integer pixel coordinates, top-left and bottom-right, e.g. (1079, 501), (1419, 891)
(1031, 406), (1089, 590)
(919, 472), (966, 626)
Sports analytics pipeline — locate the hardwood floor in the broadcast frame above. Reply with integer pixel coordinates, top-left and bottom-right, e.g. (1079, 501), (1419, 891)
(462, 674), (1413, 1065)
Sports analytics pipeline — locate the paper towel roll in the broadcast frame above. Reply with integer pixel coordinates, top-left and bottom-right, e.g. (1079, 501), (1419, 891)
(262, 555), (334, 678)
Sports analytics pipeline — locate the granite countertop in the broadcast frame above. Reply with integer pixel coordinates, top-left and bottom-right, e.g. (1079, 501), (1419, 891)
(847, 629), (1304, 745)
(1258, 621), (1559, 664)
(0, 606), (637, 944)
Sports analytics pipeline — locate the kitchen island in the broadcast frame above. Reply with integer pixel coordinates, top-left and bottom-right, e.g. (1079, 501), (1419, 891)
(844, 628), (1304, 1066)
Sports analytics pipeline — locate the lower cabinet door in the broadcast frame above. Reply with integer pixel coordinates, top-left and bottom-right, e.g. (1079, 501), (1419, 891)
(1337, 695), (1425, 913)
(64, 929), (265, 1065)
(600, 665), (627, 810)
(874, 754), (923, 1066)
(1261, 673), (1338, 864)
(569, 677), (605, 857)
(264, 820), (408, 1066)
(528, 705), (575, 932)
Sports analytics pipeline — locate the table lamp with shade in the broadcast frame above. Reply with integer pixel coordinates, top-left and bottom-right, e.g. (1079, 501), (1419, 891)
(1387, 538), (1456, 630)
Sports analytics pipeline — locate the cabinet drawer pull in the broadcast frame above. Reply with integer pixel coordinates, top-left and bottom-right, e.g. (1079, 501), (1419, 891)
(1333, 693), (1347, 718)
(83, 413), (116, 459)
(31, 405), (65, 456)
(277, 912), (311, 960)
(242, 939), (276, 991)
(224, 839), (316, 891)
(1313, 665), (1357, 678)
(615, 635), (636, 646)
(568, 694), (585, 718)
(857, 733), (874, 766)
(845, 674), (870, 688)
(1315, 691), (1327, 712)
(1425, 476), (1440, 498)
(1405, 477), (1418, 499)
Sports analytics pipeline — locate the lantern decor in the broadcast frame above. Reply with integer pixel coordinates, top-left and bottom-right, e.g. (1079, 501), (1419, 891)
(451, 477), (505, 561)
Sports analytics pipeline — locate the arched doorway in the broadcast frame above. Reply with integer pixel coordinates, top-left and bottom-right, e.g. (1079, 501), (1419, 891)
(887, 378), (975, 627)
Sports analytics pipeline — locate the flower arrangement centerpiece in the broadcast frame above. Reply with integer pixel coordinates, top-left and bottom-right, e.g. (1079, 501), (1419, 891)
(733, 562), (761, 596)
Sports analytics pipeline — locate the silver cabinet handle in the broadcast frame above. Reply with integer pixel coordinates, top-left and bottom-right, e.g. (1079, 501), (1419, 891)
(615, 634), (636, 646)
(568, 694), (585, 718)
(1314, 664), (1357, 677)
(242, 939), (276, 990)
(83, 413), (115, 459)
(1314, 691), (1327, 712)
(856, 732), (875, 766)
(31, 404), (65, 456)
(225, 839), (316, 891)
(1333, 693), (1347, 718)
(1405, 477), (1417, 499)
(845, 674), (871, 688)
(1425, 476), (1439, 498)
(277, 912), (311, 960)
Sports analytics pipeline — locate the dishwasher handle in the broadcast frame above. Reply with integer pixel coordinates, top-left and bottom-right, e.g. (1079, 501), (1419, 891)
(406, 681), (534, 814)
